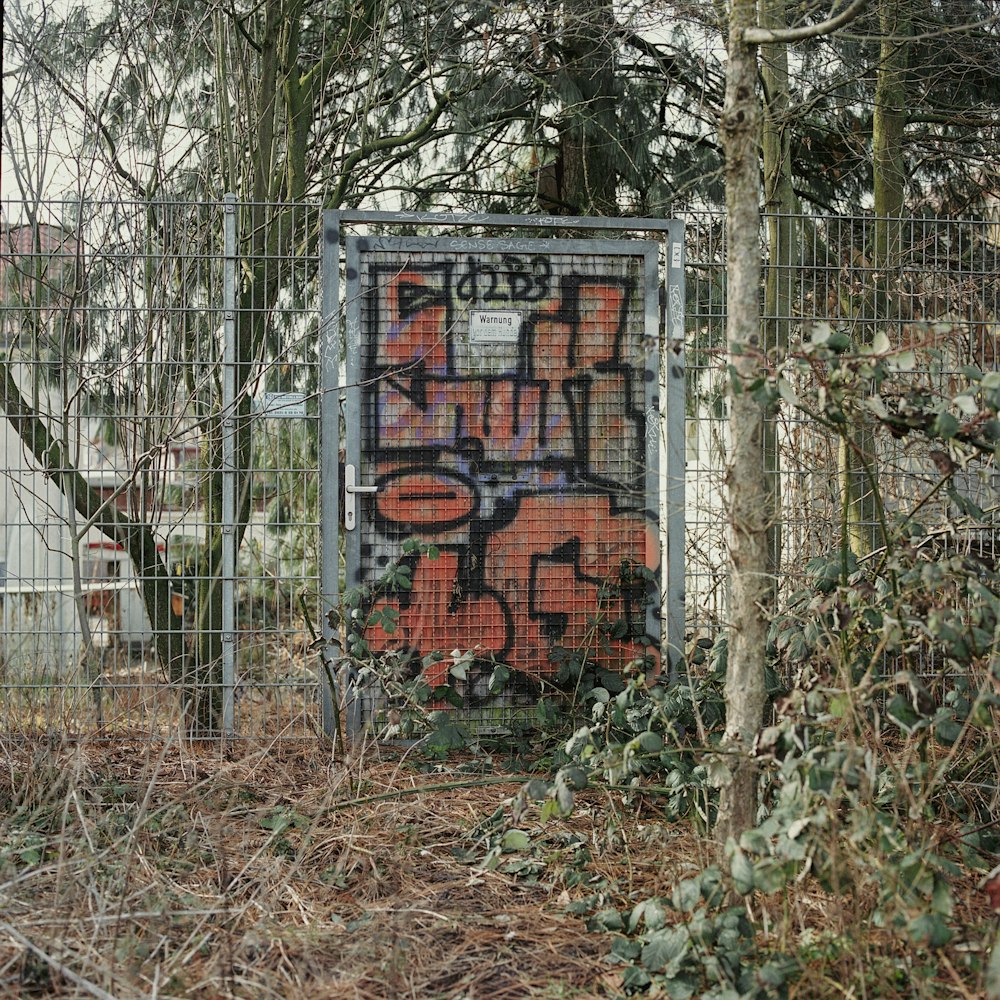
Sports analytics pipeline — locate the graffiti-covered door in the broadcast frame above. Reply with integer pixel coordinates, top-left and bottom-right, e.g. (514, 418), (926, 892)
(343, 236), (661, 709)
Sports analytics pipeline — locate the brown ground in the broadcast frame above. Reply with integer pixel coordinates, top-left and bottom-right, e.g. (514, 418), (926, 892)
(0, 737), (707, 999)
(0, 737), (993, 999)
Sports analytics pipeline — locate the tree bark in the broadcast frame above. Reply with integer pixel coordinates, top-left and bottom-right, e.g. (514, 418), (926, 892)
(555, 0), (619, 216)
(716, 0), (770, 851)
(873, 0), (910, 271)
(760, 0), (796, 602)
(841, 0), (909, 559)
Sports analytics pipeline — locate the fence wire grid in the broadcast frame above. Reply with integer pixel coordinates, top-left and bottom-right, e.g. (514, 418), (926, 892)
(1, 199), (997, 739)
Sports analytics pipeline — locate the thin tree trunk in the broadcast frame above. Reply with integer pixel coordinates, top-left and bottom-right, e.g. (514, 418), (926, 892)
(716, 0), (770, 851)
(192, 0), (292, 731)
(842, 0), (910, 559)
(760, 0), (796, 603)
(1, 361), (187, 691)
(873, 0), (910, 271)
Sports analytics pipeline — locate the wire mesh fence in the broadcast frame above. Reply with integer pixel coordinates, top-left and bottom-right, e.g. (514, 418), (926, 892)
(1, 199), (996, 739)
(684, 211), (1000, 660)
(1, 198), (325, 739)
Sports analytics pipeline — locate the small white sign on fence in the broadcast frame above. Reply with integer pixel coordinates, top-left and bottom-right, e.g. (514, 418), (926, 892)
(255, 392), (307, 418)
(468, 309), (522, 344)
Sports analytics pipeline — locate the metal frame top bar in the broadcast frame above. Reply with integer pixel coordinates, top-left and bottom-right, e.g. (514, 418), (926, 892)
(331, 209), (680, 233)
(354, 235), (660, 255)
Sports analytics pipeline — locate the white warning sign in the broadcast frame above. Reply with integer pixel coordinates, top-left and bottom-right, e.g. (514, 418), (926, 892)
(469, 309), (522, 344)
(256, 391), (307, 418)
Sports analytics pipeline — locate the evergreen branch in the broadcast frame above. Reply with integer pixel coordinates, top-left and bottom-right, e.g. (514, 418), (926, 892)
(15, 47), (151, 200)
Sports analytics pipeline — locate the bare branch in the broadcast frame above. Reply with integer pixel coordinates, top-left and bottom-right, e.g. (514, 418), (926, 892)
(744, 0), (868, 44)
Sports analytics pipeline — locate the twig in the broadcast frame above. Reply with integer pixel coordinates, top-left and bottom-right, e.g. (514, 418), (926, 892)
(316, 769), (743, 818)
(299, 593), (348, 771)
(939, 952), (980, 1000)
(0, 920), (118, 1000)
(320, 775), (531, 815)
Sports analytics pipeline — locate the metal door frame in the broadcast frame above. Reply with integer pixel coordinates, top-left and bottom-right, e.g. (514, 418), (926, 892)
(319, 211), (685, 739)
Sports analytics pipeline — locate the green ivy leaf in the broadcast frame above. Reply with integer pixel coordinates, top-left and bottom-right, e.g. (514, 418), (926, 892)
(809, 322), (832, 346)
(426, 715), (468, 750)
(565, 726), (592, 757)
(739, 829), (769, 856)
(560, 766), (589, 791)
(621, 966), (652, 992)
(907, 913), (953, 948)
(698, 867), (726, 908)
(753, 859), (791, 894)
(828, 693), (850, 719)
(663, 976), (697, 1000)
(488, 663), (511, 695)
(641, 927), (689, 973)
(409, 680), (433, 704)
(933, 411), (960, 439)
(587, 908), (624, 932)
(638, 731), (664, 753)
(931, 876), (955, 918)
(933, 716), (963, 746)
(776, 377), (798, 405)
(260, 810), (290, 833)
(501, 829), (531, 852)
(555, 782), (575, 814)
(431, 685), (464, 708)
(629, 897), (667, 933)
(260, 809), (306, 834)
(871, 330), (892, 355)
(758, 956), (800, 988)
(539, 799), (563, 822)
(827, 331), (852, 353)
(672, 877), (702, 913)
(523, 778), (550, 801)
(610, 934), (641, 960)
(731, 848), (755, 896)
(886, 694), (922, 734)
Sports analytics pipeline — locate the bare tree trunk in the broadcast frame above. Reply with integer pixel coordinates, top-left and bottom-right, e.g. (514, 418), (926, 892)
(873, 0), (910, 270)
(760, 0), (796, 600)
(716, 0), (770, 851)
(842, 0), (910, 559)
(714, 0), (870, 852)
(192, 0), (309, 731)
(0, 362), (187, 688)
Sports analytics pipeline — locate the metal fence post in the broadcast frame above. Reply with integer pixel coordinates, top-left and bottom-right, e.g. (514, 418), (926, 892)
(319, 210), (341, 739)
(664, 223), (686, 683)
(221, 194), (238, 736)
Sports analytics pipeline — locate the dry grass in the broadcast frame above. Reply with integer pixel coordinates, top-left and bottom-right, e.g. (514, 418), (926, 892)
(0, 736), (653, 999)
(0, 736), (993, 999)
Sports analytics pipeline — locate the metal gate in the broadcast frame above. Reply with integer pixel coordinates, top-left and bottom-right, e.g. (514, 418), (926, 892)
(321, 215), (685, 734)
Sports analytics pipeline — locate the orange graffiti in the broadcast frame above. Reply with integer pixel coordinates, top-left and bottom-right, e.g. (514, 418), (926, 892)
(357, 256), (659, 690)
(366, 551), (512, 688)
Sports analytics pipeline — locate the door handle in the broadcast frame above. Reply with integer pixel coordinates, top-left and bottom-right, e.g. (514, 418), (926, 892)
(344, 463), (378, 531)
